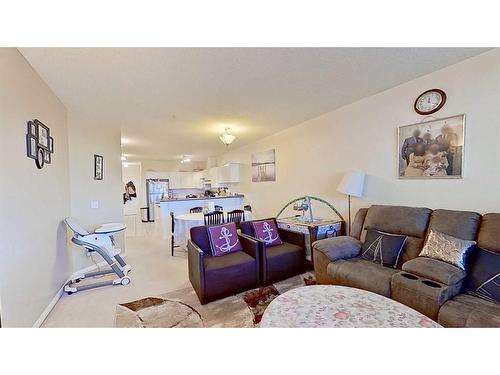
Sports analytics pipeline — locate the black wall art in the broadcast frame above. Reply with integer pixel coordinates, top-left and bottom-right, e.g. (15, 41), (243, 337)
(94, 154), (104, 180)
(26, 119), (54, 169)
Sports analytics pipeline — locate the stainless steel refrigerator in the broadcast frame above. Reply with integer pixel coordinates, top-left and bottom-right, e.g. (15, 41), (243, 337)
(145, 178), (169, 222)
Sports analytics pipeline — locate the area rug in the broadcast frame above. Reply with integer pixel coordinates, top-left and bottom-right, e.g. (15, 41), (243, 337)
(115, 272), (315, 328)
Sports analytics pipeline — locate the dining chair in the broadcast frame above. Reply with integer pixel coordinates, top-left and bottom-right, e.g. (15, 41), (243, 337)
(226, 209), (245, 229)
(170, 212), (180, 256)
(214, 205), (223, 212)
(190, 206), (203, 213)
(244, 205), (252, 220)
(204, 211), (224, 226)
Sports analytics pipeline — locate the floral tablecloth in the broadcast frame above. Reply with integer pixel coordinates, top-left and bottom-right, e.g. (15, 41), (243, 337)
(260, 285), (442, 328)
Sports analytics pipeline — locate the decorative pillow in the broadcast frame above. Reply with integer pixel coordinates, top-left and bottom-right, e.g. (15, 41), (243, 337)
(419, 230), (476, 270)
(251, 219), (283, 247)
(360, 229), (407, 268)
(207, 222), (243, 257)
(467, 247), (500, 304)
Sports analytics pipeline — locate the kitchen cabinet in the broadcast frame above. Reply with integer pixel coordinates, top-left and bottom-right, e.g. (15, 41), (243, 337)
(217, 163), (240, 183)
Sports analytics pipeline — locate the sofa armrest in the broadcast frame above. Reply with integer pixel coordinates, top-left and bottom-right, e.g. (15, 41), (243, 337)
(313, 249), (336, 284)
(312, 236), (362, 262)
(238, 233), (260, 282)
(188, 240), (205, 301)
(278, 228), (306, 249)
(402, 257), (467, 286)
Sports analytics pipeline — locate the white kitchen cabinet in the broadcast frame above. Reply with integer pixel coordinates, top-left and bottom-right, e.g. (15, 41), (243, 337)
(168, 172), (181, 189)
(217, 163), (240, 183)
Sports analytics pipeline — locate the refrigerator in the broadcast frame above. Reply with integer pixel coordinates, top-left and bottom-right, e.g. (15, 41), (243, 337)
(146, 178), (169, 222)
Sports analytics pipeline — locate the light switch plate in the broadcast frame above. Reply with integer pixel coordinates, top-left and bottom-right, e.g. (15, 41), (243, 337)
(90, 200), (99, 209)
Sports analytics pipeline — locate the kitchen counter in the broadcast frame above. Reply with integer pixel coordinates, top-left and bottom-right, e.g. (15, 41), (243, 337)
(161, 194), (244, 202)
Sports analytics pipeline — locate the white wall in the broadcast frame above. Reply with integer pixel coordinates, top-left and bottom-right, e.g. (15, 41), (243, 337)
(67, 112), (124, 271)
(0, 48), (71, 327)
(217, 49), (500, 222)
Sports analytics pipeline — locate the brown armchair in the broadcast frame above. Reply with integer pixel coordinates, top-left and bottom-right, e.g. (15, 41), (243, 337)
(240, 218), (306, 286)
(188, 225), (260, 304)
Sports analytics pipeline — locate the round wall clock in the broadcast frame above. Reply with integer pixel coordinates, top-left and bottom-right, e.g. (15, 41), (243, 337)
(35, 147), (45, 169)
(414, 89), (446, 115)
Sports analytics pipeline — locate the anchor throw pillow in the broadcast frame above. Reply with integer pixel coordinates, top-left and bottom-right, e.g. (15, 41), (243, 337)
(207, 222), (243, 257)
(251, 219), (283, 247)
(360, 229), (407, 268)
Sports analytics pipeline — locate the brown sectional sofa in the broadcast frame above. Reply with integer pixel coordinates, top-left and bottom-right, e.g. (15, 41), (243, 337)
(312, 205), (500, 327)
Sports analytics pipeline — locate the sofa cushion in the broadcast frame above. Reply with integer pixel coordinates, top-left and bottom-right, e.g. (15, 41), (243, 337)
(362, 205), (432, 238)
(438, 294), (500, 328)
(207, 222), (242, 256)
(266, 241), (303, 258)
(204, 250), (255, 271)
(361, 205), (431, 264)
(327, 257), (399, 297)
(427, 209), (481, 241)
(360, 229), (407, 268)
(477, 213), (500, 253)
(467, 247), (500, 304)
(251, 219), (283, 247)
(419, 230), (476, 270)
(312, 236), (362, 261)
(402, 257), (467, 286)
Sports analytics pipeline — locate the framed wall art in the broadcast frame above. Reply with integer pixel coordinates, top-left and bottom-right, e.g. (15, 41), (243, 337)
(398, 114), (465, 179)
(26, 119), (53, 169)
(94, 154), (104, 180)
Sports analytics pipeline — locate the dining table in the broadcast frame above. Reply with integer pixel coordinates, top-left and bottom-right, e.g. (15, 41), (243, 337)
(173, 210), (253, 249)
(173, 212), (205, 249)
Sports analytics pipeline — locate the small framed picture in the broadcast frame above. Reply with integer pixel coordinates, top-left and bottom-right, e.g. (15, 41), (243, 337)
(44, 149), (51, 164)
(94, 154), (103, 180)
(26, 134), (38, 159)
(49, 136), (54, 153)
(36, 120), (50, 150)
(27, 121), (37, 137)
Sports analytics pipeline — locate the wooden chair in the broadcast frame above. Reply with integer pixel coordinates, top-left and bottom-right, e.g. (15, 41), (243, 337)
(170, 212), (180, 256)
(214, 205), (223, 212)
(226, 209), (245, 229)
(244, 205), (252, 212)
(190, 206), (203, 213)
(204, 211), (224, 226)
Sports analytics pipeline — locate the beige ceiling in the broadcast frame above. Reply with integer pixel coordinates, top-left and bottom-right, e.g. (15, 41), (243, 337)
(20, 48), (489, 162)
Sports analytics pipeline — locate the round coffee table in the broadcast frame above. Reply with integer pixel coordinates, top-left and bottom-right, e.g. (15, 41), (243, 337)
(260, 285), (442, 328)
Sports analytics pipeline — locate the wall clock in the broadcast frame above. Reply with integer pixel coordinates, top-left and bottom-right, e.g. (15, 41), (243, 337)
(414, 89), (446, 115)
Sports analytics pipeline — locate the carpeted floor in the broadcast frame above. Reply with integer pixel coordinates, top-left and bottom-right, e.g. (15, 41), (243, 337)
(115, 273), (316, 328)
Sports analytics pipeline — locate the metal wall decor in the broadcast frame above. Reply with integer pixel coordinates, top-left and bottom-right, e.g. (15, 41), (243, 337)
(26, 119), (54, 169)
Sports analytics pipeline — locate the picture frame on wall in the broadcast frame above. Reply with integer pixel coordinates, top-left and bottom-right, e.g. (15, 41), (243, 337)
(398, 114), (465, 179)
(35, 119), (50, 150)
(94, 154), (103, 180)
(26, 134), (37, 159)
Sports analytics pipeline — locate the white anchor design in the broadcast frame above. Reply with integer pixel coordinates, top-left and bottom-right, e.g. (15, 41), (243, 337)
(260, 222), (279, 244)
(216, 227), (239, 253)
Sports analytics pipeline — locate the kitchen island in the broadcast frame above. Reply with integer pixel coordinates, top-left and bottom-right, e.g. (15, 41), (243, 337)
(158, 195), (246, 240)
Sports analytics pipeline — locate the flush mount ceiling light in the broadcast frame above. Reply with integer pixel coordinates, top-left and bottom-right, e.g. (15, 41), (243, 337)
(219, 127), (236, 146)
(180, 156), (191, 164)
(121, 155), (127, 161)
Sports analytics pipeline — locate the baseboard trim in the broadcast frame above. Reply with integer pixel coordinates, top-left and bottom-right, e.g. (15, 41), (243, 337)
(32, 255), (126, 328)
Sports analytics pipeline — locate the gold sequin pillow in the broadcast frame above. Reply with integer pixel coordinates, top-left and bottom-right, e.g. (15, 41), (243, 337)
(419, 230), (476, 270)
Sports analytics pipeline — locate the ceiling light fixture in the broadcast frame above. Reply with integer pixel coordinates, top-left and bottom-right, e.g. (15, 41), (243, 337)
(180, 156), (191, 164)
(121, 155), (127, 161)
(219, 127), (236, 146)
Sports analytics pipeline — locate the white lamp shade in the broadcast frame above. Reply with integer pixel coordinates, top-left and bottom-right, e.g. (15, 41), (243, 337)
(337, 171), (365, 197)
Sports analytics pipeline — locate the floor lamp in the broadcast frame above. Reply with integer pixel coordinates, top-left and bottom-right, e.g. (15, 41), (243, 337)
(337, 171), (365, 236)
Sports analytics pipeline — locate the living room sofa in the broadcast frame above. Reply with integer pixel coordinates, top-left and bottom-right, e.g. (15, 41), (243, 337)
(312, 205), (500, 327)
